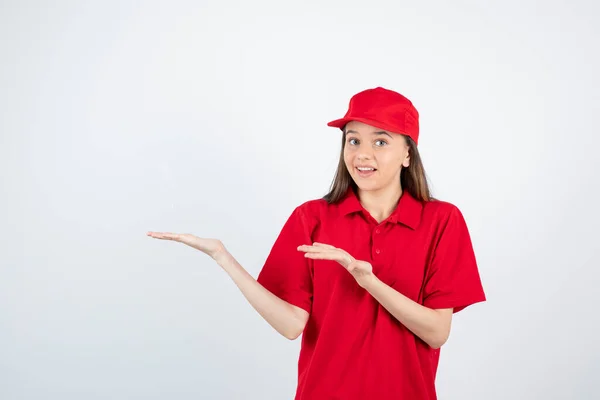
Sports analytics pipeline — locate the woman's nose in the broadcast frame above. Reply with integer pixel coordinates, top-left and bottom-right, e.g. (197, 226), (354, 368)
(356, 147), (373, 160)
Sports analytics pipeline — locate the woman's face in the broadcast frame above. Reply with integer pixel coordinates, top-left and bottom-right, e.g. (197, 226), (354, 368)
(343, 120), (410, 193)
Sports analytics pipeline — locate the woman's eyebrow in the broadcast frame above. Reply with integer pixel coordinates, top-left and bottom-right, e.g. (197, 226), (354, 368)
(373, 131), (393, 138)
(346, 129), (392, 138)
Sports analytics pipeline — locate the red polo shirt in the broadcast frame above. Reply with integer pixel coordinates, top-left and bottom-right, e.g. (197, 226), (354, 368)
(257, 187), (486, 399)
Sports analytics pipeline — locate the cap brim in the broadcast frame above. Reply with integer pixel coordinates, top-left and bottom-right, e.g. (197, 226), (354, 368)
(327, 116), (418, 145)
(327, 117), (402, 134)
(326, 118), (349, 128)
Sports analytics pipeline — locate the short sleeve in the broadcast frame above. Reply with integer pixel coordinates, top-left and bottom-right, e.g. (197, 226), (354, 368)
(422, 206), (486, 313)
(257, 205), (314, 314)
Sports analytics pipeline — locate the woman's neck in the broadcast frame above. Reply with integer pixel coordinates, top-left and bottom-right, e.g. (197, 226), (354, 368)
(357, 185), (403, 223)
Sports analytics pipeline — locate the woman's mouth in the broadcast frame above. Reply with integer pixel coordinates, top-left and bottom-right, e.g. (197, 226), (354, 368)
(356, 166), (377, 178)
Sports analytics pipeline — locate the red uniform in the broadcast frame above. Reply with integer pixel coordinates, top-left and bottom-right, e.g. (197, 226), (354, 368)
(257, 187), (486, 399)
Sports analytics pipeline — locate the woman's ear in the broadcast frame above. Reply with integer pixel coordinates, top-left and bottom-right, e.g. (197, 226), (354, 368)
(402, 136), (411, 168)
(402, 150), (410, 168)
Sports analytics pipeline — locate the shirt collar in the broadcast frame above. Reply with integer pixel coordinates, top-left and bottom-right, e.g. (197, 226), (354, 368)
(338, 187), (423, 230)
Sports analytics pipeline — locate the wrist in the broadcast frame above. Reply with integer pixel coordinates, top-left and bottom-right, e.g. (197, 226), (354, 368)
(211, 244), (230, 265)
(359, 273), (380, 291)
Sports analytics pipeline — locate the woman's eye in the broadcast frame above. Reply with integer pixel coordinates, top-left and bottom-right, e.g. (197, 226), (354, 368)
(347, 138), (387, 146)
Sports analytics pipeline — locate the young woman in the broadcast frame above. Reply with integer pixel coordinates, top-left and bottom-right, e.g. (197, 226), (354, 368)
(148, 87), (486, 399)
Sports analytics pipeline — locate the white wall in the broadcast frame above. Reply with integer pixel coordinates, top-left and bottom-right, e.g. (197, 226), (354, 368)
(1, 1), (598, 399)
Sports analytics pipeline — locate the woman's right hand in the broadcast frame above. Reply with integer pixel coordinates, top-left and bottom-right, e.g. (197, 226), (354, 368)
(147, 231), (226, 260)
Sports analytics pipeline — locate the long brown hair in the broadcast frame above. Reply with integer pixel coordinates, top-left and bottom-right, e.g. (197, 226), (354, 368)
(323, 130), (433, 203)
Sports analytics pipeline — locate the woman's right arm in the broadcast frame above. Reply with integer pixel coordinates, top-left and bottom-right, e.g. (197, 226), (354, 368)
(146, 231), (309, 340)
(213, 248), (309, 340)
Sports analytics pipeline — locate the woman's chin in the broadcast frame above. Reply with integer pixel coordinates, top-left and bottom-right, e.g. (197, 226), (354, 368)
(354, 180), (381, 192)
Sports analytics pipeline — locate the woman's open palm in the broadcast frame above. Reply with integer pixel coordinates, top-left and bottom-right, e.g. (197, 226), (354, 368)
(147, 232), (225, 259)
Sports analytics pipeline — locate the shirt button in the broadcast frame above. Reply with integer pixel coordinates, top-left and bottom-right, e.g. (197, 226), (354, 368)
(375, 229), (381, 234)
(375, 248), (381, 255)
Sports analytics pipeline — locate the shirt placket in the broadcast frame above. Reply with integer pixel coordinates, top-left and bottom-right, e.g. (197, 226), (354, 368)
(371, 223), (385, 261)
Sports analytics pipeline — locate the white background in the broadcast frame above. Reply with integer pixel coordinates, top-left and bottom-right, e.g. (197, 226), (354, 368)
(1, 0), (599, 399)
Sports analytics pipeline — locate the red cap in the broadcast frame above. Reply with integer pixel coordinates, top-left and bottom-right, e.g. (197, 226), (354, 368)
(327, 87), (420, 144)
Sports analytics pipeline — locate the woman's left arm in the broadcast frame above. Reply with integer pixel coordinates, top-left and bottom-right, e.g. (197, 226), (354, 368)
(361, 275), (452, 349)
(299, 242), (452, 349)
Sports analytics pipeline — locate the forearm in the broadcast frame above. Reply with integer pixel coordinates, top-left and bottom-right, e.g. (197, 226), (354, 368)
(213, 249), (308, 340)
(362, 276), (451, 349)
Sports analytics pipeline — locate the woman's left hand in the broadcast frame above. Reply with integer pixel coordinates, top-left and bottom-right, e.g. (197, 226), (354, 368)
(297, 242), (375, 288)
